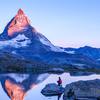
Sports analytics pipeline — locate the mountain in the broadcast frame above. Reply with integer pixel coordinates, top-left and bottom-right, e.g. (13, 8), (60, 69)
(64, 46), (100, 62)
(0, 9), (100, 73)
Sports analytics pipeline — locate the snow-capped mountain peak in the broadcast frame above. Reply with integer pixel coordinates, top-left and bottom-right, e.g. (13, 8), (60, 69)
(0, 9), (37, 40)
(8, 9), (31, 36)
(0, 9), (76, 54)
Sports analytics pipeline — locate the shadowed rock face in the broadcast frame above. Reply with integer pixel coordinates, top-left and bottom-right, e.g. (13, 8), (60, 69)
(0, 73), (49, 100)
(63, 79), (100, 100)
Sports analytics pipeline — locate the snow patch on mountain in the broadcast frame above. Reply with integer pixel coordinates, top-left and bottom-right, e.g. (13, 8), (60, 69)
(97, 59), (100, 61)
(0, 34), (31, 48)
(12, 51), (17, 54)
(73, 63), (85, 66)
(64, 50), (75, 54)
(39, 36), (76, 54)
(39, 36), (62, 52)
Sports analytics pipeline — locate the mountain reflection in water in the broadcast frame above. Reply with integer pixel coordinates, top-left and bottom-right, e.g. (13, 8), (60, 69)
(0, 73), (49, 100)
(1, 73), (100, 100)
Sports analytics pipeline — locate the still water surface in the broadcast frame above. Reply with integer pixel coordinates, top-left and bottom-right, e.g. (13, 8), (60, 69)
(0, 73), (100, 100)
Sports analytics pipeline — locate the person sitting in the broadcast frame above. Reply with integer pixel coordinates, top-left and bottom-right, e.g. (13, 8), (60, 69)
(57, 77), (62, 86)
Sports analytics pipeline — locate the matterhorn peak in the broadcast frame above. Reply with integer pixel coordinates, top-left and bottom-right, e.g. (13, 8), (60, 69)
(17, 8), (24, 15)
(7, 8), (31, 36)
(0, 9), (37, 40)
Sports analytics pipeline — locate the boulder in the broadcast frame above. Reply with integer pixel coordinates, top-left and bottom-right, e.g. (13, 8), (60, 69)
(41, 83), (64, 96)
(63, 79), (100, 100)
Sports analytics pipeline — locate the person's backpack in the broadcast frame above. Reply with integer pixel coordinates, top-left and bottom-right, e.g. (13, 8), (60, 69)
(57, 79), (62, 84)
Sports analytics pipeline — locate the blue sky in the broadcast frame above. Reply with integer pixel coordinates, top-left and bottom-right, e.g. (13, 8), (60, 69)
(0, 0), (100, 48)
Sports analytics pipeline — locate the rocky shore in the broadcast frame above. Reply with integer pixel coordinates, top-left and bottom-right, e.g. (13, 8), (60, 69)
(42, 79), (100, 100)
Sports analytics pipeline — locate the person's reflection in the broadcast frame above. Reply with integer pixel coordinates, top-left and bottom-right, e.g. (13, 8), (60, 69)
(0, 73), (49, 100)
(57, 94), (61, 100)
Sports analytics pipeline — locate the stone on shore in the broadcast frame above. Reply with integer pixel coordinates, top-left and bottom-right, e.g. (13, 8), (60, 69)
(41, 83), (64, 96)
(63, 79), (100, 100)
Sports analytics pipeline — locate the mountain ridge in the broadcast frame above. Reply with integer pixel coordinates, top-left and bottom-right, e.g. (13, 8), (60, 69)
(0, 9), (100, 73)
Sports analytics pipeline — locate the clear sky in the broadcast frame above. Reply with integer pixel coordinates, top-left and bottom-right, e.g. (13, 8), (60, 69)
(0, 0), (100, 48)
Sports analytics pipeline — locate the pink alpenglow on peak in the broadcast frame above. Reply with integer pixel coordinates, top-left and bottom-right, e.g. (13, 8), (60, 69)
(8, 9), (32, 36)
(18, 8), (24, 15)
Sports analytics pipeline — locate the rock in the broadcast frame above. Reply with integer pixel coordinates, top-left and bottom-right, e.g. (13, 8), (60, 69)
(41, 83), (64, 96)
(63, 79), (100, 100)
